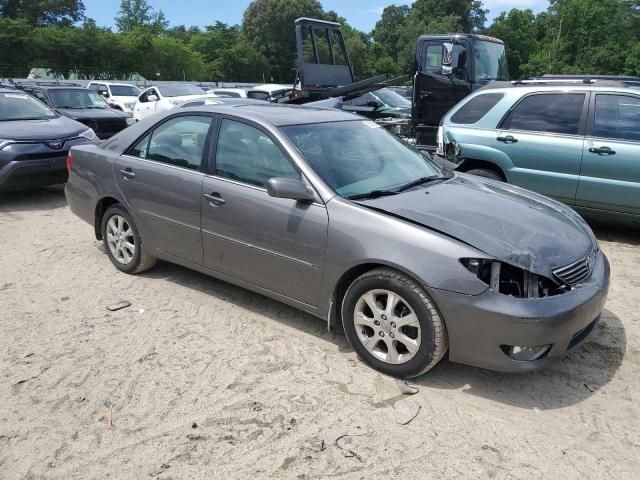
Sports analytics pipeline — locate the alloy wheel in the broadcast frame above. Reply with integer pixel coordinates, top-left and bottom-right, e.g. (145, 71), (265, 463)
(106, 214), (136, 265)
(353, 289), (421, 364)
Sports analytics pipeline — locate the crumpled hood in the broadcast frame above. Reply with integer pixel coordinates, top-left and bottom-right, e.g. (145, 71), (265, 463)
(0, 115), (86, 140)
(55, 107), (129, 120)
(358, 173), (595, 277)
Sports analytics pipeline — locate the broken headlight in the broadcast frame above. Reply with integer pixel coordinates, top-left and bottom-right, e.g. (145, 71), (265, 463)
(460, 258), (569, 298)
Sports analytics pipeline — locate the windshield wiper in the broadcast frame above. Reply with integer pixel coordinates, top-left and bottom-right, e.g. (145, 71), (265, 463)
(347, 190), (399, 201)
(396, 174), (451, 192)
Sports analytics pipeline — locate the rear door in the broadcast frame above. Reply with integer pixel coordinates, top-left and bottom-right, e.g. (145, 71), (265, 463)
(200, 117), (328, 307)
(494, 92), (588, 204)
(115, 113), (216, 264)
(577, 92), (640, 215)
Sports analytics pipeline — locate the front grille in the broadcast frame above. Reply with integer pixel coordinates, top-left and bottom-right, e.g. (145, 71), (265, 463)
(553, 252), (595, 286)
(93, 119), (127, 134)
(14, 152), (68, 161)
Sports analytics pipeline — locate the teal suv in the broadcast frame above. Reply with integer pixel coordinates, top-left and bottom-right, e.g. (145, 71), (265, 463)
(437, 83), (640, 219)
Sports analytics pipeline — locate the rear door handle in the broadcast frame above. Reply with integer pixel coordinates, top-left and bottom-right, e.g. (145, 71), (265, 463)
(203, 193), (226, 206)
(589, 146), (616, 155)
(497, 135), (518, 144)
(119, 168), (136, 179)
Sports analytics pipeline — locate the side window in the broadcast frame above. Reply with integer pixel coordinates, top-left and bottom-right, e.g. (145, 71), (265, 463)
(129, 115), (213, 170)
(350, 93), (374, 107)
(594, 94), (640, 142)
(139, 90), (149, 103)
(423, 45), (443, 74)
(33, 90), (47, 102)
(451, 93), (504, 124)
(215, 119), (300, 187)
(129, 133), (151, 159)
(501, 93), (585, 135)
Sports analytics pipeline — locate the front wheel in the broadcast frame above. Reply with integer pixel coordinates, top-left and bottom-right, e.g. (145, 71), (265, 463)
(341, 268), (448, 378)
(101, 204), (156, 274)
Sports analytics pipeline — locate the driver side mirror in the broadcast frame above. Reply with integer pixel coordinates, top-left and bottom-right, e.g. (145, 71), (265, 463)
(99, 90), (110, 98)
(442, 42), (456, 76)
(266, 178), (315, 202)
(148, 94), (158, 102)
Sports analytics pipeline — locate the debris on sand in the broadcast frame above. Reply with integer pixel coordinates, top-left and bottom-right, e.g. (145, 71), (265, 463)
(394, 378), (419, 395)
(106, 300), (131, 312)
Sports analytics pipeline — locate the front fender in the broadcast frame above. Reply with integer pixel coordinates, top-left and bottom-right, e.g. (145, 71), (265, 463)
(458, 142), (515, 181)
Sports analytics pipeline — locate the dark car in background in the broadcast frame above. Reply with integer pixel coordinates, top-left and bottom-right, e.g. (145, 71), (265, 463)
(0, 87), (96, 192)
(16, 84), (131, 139)
(309, 87), (411, 120)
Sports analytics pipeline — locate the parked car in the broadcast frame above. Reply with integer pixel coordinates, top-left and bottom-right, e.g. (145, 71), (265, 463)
(309, 87), (411, 120)
(132, 84), (207, 121)
(437, 83), (640, 219)
(17, 84), (132, 139)
(387, 85), (413, 99)
(65, 104), (609, 377)
(87, 81), (141, 113)
(205, 88), (247, 98)
(176, 97), (267, 108)
(247, 84), (293, 103)
(0, 87), (96, 192)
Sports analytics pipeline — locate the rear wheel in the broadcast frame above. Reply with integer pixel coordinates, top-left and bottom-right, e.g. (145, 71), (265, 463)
(466, 168), (503, 181)
(341, 268), (448, 378)
(101, 204), (156, 274)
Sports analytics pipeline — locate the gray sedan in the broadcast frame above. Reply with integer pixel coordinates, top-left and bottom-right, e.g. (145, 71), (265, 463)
(65, 103), (609, 377)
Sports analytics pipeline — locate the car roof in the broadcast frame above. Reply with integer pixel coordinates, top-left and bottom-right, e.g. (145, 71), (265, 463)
(28, 85), (90, 91)
(178, 102), (360, 126)
(474, 83), (637, 96)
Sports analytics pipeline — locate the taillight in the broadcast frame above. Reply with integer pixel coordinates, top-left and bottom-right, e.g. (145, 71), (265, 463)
(66, 153), (73, 173)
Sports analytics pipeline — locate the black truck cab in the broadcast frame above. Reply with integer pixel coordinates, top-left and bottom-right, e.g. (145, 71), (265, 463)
(412, 34), (508, 145)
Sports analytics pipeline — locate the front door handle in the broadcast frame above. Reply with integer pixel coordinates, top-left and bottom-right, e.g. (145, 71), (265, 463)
(119, 168), (136, 179)
(203, 192), (226, 206)
(420, 91), (433, 99)
(589, 146), (616, 155)
(497, 135), (518, 144)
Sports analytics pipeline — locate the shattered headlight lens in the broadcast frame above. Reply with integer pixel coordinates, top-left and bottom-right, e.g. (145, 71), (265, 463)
(460, 258), (567, 299)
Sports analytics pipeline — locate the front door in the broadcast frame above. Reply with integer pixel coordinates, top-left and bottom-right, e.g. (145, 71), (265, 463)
(413, 41), (471, 145)
(201, 117), (328, 307)
(115, 114), (215, 264)
(493, 92), (588, 204)
(576, 93), (640, 216)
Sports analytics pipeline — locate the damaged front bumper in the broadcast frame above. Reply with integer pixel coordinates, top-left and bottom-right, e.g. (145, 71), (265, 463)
(429, 251), (610, 372)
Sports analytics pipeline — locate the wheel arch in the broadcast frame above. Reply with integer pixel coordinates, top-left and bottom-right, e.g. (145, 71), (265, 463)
(94, 196), (123, 240)
(327, 261), (442, 331)
(458, 158), (507, 181)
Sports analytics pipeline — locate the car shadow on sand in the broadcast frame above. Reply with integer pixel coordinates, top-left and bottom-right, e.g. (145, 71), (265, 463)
(0, 185), (67, 212)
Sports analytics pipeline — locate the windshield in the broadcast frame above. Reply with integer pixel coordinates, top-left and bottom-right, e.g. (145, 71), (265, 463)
(474, 41), (509, 82)
(49, 89), (108, 109)
(0, 92), (56, 121)
(158, 85), (205, 97)
(282, 120), (442, 198)
(109, 85), (140, 97)
(372, 88), (411, 108)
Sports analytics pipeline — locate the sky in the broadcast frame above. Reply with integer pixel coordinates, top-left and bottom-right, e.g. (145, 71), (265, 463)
(84, 0), (550, 33)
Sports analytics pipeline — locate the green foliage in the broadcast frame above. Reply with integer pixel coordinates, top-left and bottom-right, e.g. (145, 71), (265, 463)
(115, 0), (168, 35)
(4, 0), (640, 84)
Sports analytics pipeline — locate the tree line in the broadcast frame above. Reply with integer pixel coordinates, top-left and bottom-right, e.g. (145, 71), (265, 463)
(1, 0), (640, 83)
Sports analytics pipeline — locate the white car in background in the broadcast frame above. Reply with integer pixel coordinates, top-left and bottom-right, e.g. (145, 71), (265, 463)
(204, 87), (247, 98)
(132, 84), (208, 121)
(247, 84), (293, 102)
(87, 82), (141, 113)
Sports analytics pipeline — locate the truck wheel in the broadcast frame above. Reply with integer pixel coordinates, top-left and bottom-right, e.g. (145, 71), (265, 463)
(466, 168), (503, 181)
(341, 268), (448, 378)
(101, 204), (156, 274)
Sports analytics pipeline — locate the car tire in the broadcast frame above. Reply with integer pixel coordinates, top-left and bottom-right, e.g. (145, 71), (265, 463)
(466, 168), (503, 181)
(101, 204), (156, 274)
(341, 268), (448, 378)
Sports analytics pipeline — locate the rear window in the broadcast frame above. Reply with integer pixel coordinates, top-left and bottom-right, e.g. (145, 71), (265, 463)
(451, 93), (504, 124)
(500, 93), (585, 135)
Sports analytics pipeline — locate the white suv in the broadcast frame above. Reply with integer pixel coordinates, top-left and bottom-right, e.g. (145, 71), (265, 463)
(87, 82), (141, 113)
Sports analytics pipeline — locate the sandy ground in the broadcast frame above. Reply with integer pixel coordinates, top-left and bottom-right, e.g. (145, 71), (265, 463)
(0, 186), (639, 479)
